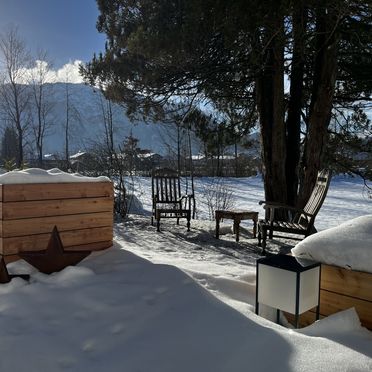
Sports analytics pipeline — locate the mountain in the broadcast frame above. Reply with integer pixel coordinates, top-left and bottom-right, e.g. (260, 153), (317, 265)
(26, 83), (180, 157)
(1, 82), (259, 160)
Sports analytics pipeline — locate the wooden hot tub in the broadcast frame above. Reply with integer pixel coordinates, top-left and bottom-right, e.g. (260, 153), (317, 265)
(285, 263), (372, 330)
(0, 180), (114, 262)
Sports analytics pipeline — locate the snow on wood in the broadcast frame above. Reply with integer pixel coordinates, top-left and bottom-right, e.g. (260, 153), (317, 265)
(0, 172), (113, 259)
(291, 215), (372, 273)
(0, 168), (110, 184)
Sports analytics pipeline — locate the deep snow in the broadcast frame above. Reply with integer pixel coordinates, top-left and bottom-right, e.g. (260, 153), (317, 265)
(292, 214), (372, 272)
(0, 174), (371, 371)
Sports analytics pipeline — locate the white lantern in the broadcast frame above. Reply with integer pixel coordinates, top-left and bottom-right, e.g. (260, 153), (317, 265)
(255, 255), (321, 328)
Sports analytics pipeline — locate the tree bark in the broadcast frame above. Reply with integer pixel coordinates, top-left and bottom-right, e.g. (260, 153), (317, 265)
(298, 5), (339, 207)
(257, 7), (287, 205)
(286, 1), (307, 206)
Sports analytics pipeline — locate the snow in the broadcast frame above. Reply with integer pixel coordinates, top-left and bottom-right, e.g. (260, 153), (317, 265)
(292, 215), (372, 273)
(0, 174), (371, 370)
(2, 245), (371, 371)
(0, 168), (110, 184)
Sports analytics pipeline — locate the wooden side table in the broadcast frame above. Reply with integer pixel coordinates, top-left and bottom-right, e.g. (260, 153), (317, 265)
(215, 209), (259, 242)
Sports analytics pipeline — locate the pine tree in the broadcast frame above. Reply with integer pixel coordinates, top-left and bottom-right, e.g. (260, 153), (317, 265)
(1, 126), (19, 164)
(82, 0), (372, 206)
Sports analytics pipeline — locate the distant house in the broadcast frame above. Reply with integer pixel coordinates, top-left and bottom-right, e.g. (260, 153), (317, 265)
(137, 150), (164, 174)
(70, 151), (96, 172)
(42, 153), (61, 169)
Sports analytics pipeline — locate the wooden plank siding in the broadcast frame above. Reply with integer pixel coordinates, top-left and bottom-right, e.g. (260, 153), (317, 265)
(0, 227), (113, 255)
(1, 212), (112, 237)
(0, 182), (114, 257)
(2, 182), (113, 202)
(285, 263), (372, 330)
(2, 197), (113, 220)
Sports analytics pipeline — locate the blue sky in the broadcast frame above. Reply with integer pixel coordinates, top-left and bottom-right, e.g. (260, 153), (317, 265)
(0, 0), (105, 69)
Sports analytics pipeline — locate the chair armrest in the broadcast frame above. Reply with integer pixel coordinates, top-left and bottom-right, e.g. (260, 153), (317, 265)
(260, 200), (307, 213)
(259, 201), (312, 223)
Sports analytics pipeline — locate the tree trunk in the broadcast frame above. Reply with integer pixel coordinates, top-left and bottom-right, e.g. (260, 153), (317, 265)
(298, 5), (339, 207)
(257, 8), (287, 205)
(234, 140), (238, 177)
(286, 1), (307, 206)
(17, 126), (23, 167)
(65, 83), (70, 169)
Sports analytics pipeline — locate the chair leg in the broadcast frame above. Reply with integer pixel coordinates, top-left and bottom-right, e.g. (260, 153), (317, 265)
(176, 218), (180, 225)
(187, 212), (191, 232)
(258, 225), (262, 247)
(156, 211), (160, 232)
(269, 227), (273, 239)
(262, 228), (267, 255)
(216, 217), (220, 239)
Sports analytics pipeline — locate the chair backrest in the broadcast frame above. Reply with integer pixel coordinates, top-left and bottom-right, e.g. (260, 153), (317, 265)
(152, 168), (181, 203)
(303, 169), (332, 221)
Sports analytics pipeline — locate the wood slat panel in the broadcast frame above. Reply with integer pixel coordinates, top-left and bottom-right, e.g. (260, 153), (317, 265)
(319, 290), (372, 330)
(1, 227), (113, 255)
(284, 311), (325, 328)
(0, 184), (2, 202)
(2, 197), (113, 220)
(2, 182), (113, 202)
(62, 227), (112, 247)
(321, 264), (372, 302)
(284, 290), (372, 330)
(1, 212), (113, 238)
(63, 240), (113, 252)
(3, 241), (113, 263)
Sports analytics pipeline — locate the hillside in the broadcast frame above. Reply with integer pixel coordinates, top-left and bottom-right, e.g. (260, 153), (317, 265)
(36, 83), (175, 156)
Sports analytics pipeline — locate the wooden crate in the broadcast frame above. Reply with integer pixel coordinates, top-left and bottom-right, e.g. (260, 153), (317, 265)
(0, 182), (114, 261)
(285, 263), (372, 330)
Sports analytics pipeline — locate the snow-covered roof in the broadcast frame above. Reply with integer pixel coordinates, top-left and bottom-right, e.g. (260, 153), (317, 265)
(69, 151), (88, 159)
(43, 153), (56, 159)
(137, 152), (158, 159)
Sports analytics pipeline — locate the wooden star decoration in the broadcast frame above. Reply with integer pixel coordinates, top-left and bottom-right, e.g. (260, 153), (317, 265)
(0, 256), (30, 284)
(19, 226), (91, 274)
(0, 256), (11, 283)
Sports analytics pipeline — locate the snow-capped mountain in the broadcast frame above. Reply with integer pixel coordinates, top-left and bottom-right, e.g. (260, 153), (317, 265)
(1, 83), (259, 159)
(26, 83), (179, 156)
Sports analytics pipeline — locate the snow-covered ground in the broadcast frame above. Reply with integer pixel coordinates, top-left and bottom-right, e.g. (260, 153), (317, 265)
(1, 174), (371, 371)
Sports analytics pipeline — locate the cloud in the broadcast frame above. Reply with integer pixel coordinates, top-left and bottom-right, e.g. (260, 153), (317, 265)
(16, 60), (84, 84)
(54, 60), (84, 83)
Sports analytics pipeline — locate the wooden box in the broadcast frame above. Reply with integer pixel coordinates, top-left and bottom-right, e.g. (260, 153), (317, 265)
(285, 263), (372, 330)
(0, 182), (114, 261)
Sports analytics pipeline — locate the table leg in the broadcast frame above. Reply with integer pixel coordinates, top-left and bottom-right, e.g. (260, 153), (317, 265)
(234, 218), (240, 242)
(216, 217), (220, 239)
(253, 216), (257, 238)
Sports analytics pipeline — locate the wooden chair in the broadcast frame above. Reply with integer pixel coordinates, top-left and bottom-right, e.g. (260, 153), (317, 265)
(151, 168), (194, 232)
(258, 169), (331, 254)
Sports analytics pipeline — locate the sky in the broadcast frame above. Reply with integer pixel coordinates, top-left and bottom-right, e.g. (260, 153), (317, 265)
(0, 0), (106, 82)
